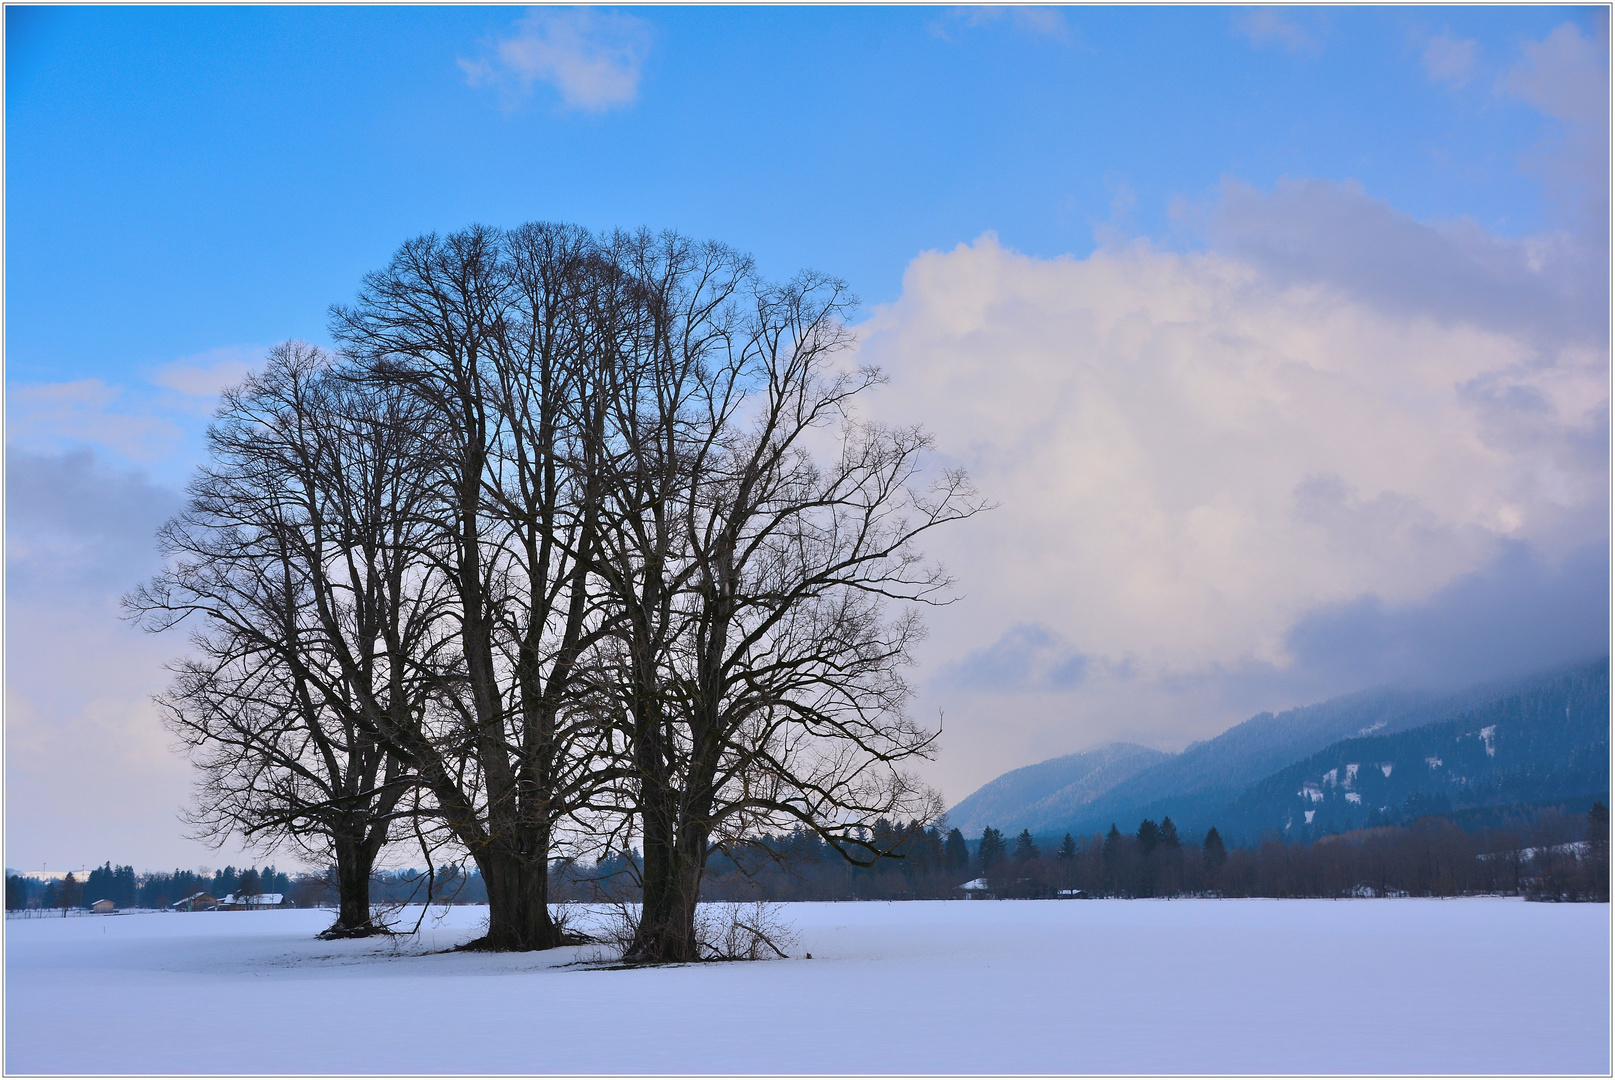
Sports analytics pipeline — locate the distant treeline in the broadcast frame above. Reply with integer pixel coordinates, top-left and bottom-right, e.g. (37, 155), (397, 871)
(12, 801), (1605, 913)
(669, 801), (1610, 903)
(6, 863), (295, 911)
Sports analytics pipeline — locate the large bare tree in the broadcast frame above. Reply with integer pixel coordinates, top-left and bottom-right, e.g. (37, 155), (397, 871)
(329, 224), (621, 950)
(128, 342), (445, 935)
(589, 233), (985, 962)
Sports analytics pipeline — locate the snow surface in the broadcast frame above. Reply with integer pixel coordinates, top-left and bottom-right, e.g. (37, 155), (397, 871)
(6, 898), (1609, 1074)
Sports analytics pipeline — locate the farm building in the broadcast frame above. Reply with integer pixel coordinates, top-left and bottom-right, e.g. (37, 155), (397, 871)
(169, 892), (217, 912)
(214, 893), (289, 910)
(955, 877), (995, 900)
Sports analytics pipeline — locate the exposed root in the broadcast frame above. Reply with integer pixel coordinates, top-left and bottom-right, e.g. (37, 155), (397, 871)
(316, 923), (395, 940)
(451, 935), (525, 953)
(450, 933), (586, 953)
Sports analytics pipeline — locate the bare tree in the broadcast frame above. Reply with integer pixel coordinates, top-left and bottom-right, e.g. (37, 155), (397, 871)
(329, 224), (621, 950)
(132, 222), (981, 958)
(127, 343), (443, 936)
(589, 233), (985, 962)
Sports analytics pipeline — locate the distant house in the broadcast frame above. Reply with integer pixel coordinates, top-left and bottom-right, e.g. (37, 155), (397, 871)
(170, 892), (217, 912)
(215, 893), (288, 910)
(89, 898), (116, 914)
(955, 877), (995, 900)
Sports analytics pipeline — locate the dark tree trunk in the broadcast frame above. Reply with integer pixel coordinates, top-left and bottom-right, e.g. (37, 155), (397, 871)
(320, 831), (384, 938)
(627, 810), (708, 964)
(336, 840), (374, 929)
(466, 841), (561, 951)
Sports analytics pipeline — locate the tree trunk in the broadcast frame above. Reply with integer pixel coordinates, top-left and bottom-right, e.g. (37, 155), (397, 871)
(467, 846), (561, 951)
(627, 813), (707, 964)
(321, 833), (382, 938)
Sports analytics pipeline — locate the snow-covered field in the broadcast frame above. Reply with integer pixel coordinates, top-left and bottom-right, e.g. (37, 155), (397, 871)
(6, 898), (1608, 1074)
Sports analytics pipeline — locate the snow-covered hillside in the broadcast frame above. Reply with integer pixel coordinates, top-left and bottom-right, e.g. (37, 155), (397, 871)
(6, 899), (1608, 1074)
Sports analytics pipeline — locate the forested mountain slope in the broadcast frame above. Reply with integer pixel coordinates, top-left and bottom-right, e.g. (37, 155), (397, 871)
(1218, 658), (1609, 843)
(949, 658), (1611, 843)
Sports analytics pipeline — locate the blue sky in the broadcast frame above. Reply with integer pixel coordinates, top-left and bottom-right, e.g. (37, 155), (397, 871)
(5, 5), (1598, 386)
(6, 6), (1609, 870)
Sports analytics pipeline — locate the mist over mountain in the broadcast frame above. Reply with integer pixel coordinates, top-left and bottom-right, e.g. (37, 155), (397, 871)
(946, 742), (1168, 837)
(948, 657), (1611, 845)
(1220, 658), (1609, 842)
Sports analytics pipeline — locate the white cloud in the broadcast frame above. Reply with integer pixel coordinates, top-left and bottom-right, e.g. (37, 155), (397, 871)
(1422, 34), (1478, 87)
(151, 345), (261, 399)
(461, 8), (651, 112)
(7, 380), (184, 462)
(852, 207), (1606, 798)
(8, 345), (266, 475)
(1236, 10), (1316, 54)
(1203, 177), (1605, 348)
(1502, 21), (1607, 124)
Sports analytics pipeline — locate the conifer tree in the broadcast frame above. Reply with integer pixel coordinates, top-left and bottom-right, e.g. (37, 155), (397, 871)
(977, 827), (1007, 873)
(1587, 803), (1609, 853)
(1056, 833), (1077, 861)
(1013, 829), (1040, 862)
(1159, 817), (1181, 849)
(944, 828), (970, 872)
(1101, 823), (1123, 892)
(1136, 818), (1160, 856)
(1203, 827), (1227, 873)
(57, 872), (82, 915)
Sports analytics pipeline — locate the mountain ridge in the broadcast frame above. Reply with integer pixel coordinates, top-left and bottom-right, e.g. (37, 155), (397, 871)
(948, 656), (1611, 844)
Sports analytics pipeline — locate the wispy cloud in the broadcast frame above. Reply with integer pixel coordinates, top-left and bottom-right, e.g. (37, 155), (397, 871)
(1422, 33), (1478, 87)
(1502, 21), (1607, 124)
(7, 380), (184, 462)
(943, 624), (1089, 693)
(461, 8), (652, 112)
(1236, 9), (1316, 54)
(1499, 21), (1610, 235)
(151, 345), (261, 399)
(8, 344), (265, 470)
(932, 7), (1074, 44)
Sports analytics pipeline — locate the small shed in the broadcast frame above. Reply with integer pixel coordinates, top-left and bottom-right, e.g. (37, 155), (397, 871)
(90, 898), (116, 914)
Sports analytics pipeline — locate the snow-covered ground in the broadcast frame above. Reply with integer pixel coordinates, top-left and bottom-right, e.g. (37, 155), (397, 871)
(6, 898), (1608, 1074)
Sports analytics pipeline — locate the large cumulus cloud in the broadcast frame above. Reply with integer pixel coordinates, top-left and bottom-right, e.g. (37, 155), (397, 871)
(854, 192), (1606, 797)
